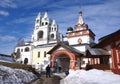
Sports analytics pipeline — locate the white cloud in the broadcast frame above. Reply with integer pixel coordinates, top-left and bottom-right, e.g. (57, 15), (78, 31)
(0, 10), (9, 16)
(0, 35), (16, 41)
(0, 0), (17, 8)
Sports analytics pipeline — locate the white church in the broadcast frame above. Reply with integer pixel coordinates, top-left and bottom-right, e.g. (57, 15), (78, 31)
(12, 11), (110, 71)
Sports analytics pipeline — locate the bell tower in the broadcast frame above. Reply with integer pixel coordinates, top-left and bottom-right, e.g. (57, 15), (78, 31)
(31, 11), (63, 46)
(67, 11), (95, 45)
(49, 20), (60, 43)
(74, 11), (88, 31)
(35, 12), (42, 29)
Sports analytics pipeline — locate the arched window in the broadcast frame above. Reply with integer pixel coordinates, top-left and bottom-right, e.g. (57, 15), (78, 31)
(25, 47), (29, 52)
(54, 28), (56, 31)
(38, 31), (43, 40)
(51, 34), (54, 39)
(21, 49), (23, 52)
(52, 28), (53, 31)
(45, 22), (48, 25)
(36, 20), (39, 23)
(17, 48), (20, 52)
(42, 22), (44, 26)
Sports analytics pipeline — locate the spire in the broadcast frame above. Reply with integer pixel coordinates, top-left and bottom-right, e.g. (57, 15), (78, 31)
(52, 20), (56, 25)
(78, 11), (84, 25)
(37, 12), (41, 18)
(43, 10), (48, 18)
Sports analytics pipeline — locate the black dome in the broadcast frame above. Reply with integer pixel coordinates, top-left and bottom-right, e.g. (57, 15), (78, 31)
(67, 27), (73, 31)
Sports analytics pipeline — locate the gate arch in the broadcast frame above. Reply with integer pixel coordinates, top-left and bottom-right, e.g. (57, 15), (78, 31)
(50, 50), (76, 70)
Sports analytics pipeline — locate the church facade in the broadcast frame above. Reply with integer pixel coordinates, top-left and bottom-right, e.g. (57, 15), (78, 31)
(12, 11), (119, 73)
(13, 11), (63, 70)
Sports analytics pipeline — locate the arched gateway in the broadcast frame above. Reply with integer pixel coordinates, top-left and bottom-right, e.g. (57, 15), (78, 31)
(50, 50), (76, 70)
(47, 42), (83, 71)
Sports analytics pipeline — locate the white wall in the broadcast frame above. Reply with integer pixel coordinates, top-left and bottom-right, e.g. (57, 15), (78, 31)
(15, 46), (32, 65)
(68, 36), (93, 45)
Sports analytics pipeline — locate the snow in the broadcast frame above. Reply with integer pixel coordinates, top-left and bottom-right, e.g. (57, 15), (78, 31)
(61, 69), (120, 84)
(54, 72), (66, 79)
(0, 65), (37, 84)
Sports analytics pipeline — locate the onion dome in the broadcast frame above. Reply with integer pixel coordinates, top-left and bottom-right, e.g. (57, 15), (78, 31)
(67, 27), (73, 33)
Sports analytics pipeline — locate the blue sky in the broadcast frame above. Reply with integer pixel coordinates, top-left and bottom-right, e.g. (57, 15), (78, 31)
(0, 0), (120, 55)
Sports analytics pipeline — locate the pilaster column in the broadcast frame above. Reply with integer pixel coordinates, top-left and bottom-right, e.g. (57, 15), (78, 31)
(70, 60), (76, 69)
(50, 60), (54, 68)
(111, 48), (118, 69)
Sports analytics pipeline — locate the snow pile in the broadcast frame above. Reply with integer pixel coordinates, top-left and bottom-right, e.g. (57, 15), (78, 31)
(0, 65), (37, 84)
(61, 69), (120, 84)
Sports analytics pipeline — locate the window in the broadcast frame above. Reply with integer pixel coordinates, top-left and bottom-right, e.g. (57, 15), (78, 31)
(25, 47), (29, 52)
(82, 61), (85, 64)
(38, 52), (40, 58)
(42, 22), (44, 26)
(36, 20), (39, 23)
(45, 22), (48, 25)
(38, 31), (43, 40)
(100, 56), (109, 64)
(54, 28), (56, 31)
(17, 48), (20, 52)
(51, 34), (54, 39)
(21, 49), (23, 52)
(44, 51), (46, 57)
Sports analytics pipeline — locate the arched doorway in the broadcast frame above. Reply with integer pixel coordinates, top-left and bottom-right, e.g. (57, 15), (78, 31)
(55, 54), (70, 72)
(24, 58), (28, 64)
(50, 50), (76, 71)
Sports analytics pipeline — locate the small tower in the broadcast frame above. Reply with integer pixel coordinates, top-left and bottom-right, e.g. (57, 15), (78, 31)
(41, 11), (51, 26)
(32, 11), (63, 46)
(49, 20), (58, 42)
(32, 11), (51, 45)
(74, 11), (88, 31)
(67, 11), (95, 45)
(78, 11), (84, 25)
(35, 12), (42, 30)
(43, 11), (48, 18)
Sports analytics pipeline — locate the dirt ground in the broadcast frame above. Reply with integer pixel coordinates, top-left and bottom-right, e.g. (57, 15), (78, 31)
(30, 75), (62, 84)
